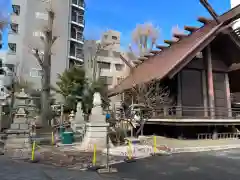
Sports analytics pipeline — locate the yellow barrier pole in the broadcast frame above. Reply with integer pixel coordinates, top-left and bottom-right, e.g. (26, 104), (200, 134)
(92, 144), (97, 166)
(31, 141), (36, 161)
(153, 136), (157, 153)
(51, 132), (54, 145)
(127, 140), (132, 159)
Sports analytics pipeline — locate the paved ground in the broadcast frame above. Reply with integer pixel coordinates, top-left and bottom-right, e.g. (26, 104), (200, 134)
(2, 149), (240, 179)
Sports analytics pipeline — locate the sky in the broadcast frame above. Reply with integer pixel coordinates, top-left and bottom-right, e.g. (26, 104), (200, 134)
(1, 0), (231, 50)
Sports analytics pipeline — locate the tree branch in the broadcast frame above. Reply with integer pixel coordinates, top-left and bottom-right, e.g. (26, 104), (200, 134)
(32, 48), (43, 68)
(51, 36), (58, 46)
(120, 54), (134, 70)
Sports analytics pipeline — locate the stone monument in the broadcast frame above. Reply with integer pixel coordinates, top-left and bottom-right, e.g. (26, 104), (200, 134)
(79, 92), (113, 151)
(4, 89), (31, 158)
(71, 102), (85, 133)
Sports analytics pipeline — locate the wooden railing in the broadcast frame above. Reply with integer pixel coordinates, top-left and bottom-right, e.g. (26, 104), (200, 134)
(124, 106), (240, 119)
(197, 133), (239, 139)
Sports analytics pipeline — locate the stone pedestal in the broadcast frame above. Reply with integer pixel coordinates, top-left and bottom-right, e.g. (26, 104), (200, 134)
(78, 92), (113, 151)
(4, 106), (31, 158)
(79, 122), (113, 151)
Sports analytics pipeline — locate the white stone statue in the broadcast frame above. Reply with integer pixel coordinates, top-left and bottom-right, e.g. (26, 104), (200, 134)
(89, 92), (105, 122)
(71, 102), (85, 132)
(69, 110), (75, 121)
(75, 102), (84, 122)
(93, 92), (102, 107)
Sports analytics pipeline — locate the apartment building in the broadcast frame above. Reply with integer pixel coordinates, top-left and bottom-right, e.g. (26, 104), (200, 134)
(84, 30), (135, 105)
(7, 0), (85, 89)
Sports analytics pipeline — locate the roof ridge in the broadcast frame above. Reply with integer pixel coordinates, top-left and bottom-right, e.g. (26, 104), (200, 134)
(109, 5), (240, 96)
(134, 4), (240, 66)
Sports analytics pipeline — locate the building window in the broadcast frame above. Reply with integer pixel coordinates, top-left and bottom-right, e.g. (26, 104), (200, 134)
(72, 0), (78, 4)
(35, 12), (48, 20)
(98, 50), (109, 57)
(115, 64), (124, 71)
(71, 28), (83, 41)
(72, 10), (84, 24)
(98, 62), (110, 69)
(112, 51), (121, 57)
(112, 36), (117, 40)
(33, 31), (44, 37)
(8, 43), (16, 53)
(30, 68), (42, 78)
(76, 48), (83, 59)
(117, 77), (124, 84)
(12, 5), (20, 15)
(10, 23), (19, 33)
(100, 76), (113, 85)
(104, 35), (108, 39)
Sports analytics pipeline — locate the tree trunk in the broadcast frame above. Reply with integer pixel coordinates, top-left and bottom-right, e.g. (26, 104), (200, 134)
(41, 65), (51, 127)
(40, 10), (54, 127)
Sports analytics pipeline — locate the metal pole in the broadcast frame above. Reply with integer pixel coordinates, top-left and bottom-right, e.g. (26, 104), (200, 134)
(60, 103), (64, 125)
(106, 125), (110, 171)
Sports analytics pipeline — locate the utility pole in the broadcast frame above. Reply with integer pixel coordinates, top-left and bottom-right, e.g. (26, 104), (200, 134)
(32, 0), (58, 127)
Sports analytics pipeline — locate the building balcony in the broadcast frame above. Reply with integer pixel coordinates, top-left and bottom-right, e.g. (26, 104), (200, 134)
(71, 16), (85, 27)
(71, 0), (85, 10)
(69, 51), (83, 62)
(70, 32), (84, 44)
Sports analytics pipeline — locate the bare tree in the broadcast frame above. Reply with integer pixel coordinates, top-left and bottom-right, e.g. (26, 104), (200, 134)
(124, 80), (171, 108)
(130, 22), (159, 57)
(30, 0), (58, 126)
(119, 22), (169, 109)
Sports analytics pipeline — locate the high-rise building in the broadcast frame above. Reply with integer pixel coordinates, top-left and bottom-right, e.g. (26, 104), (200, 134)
(7, 0), (85, 89)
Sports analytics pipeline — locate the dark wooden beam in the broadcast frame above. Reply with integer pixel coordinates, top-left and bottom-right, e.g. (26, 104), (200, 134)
(200, 0), (220, 23)
(156, 44), (169, 50)
(184, 26), (199, 33)
(119, 54), (134, 69)
(173, 33), (188, 39)
(150, 50), (161, 54)
(144, 53), (155, 58)
(197, 16), (212, 24)
(132, 60), (142, 65)
(138, 56), (148, 61)
(164, 39), (178, 45)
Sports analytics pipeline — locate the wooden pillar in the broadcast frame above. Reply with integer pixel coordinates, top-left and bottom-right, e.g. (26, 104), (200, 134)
(205, 46), (215, 118)
(202, 70), (208, 117)
(225, 73), (232, 117)
(177, 72), (182, 117)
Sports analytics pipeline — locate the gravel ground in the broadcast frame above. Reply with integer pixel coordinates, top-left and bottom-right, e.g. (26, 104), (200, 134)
(2, 149), (240, 179)
(4, 145), (126, 170)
